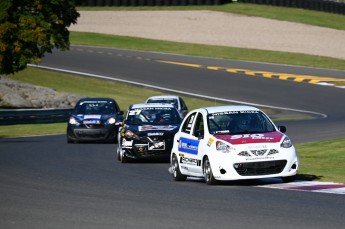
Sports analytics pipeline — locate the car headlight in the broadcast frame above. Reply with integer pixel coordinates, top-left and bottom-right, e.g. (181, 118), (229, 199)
(124, 130), (139, 139)
(107, 117), (116, 124)
(69, 117), (78, 125)
(216, 141), (231, 153)
(281, 136), (293, 148)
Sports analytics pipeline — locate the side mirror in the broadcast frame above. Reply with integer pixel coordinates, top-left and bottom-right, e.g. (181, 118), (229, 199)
(278, 126), (286, 133)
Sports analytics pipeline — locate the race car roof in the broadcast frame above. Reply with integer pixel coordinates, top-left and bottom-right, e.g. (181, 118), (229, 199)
(129, 103), (175, 109)
(145, 95), (180, 100)
(78, 97), (115, 103)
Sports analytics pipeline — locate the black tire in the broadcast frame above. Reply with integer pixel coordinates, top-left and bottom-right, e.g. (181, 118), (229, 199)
(67, 136), (74, 144)
(203, 157), (218, 185)
(116, 144), (121, 161)
(119, 147), (128, 163)
(171, 154), (187, 181)
(113, 132), (118, 144)
(282, 175), (297, 183)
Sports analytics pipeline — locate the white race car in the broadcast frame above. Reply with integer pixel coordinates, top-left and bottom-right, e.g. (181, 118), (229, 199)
(145, 95), (189, 118)
(170, 105), (299, 185)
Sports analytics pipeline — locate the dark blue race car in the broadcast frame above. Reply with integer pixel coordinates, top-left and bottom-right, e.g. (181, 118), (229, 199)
(67, 98), (123, 143)
(117, 103), (182, 162)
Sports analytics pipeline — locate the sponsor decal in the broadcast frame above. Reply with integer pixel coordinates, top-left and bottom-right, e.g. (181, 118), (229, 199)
(122, 139), (133, 148)
(245, 156), (274, 161)
(83, 120), (100, 124)
(207, 137), (215, 147)
(139, 125), (177, 131)
(80, 101), (108, 104)
(148, 142), (165, 150)
(215, 132), (284, 145)
(134, 144), (147, 153)
(178, 137), (199, 155)
(210, 110), (259, 116)
(137, 147), (145, 152)
(84, 115), (101, 119)
(147, 132), (164, 136)
(180, 157), (201, 166)
(248, 145), (268, 150)
(129, 107), (174, 116)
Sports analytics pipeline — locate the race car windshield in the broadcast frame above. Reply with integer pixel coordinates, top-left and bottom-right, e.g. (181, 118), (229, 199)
(75, 101), (116, 115)
(207, 111), (276, 135)
(126, 107), (181, 125)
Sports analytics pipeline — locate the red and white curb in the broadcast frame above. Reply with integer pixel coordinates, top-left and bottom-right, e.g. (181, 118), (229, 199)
(258, 181), (345, 195)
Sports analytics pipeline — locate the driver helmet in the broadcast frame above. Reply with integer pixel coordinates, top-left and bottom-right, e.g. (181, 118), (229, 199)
(236, 114), (251, 130)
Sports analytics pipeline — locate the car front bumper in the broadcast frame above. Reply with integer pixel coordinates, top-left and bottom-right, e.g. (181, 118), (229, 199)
(209, 148), (299, 181)
(67, 125), (118, 142)
(121, 137), (173, 159)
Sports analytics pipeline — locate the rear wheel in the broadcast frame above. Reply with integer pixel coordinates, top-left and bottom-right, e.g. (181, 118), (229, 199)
(203, 157), (218, 185)
(171, 154), (187, 181)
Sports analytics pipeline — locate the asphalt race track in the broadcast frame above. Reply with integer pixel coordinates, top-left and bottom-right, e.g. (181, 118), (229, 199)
(1, 46), (345, 228)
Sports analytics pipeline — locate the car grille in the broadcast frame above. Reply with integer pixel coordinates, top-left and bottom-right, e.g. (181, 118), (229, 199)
(139, 133), (175, 146)
(127, 133), (175, 156)
(233, 160), (287, 176)
(238, 149), (279, 157)
(82, 124), (104, 128)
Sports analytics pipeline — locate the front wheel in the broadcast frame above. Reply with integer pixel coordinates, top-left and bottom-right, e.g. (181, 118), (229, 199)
(203, 157), (218, 185)
(116, 144), (121, 161)
(171, 154), (187, 181)
(117, 144), (128, 163)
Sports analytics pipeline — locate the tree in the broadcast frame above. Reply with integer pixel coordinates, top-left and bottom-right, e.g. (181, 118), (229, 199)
(0, 0), (80, 75)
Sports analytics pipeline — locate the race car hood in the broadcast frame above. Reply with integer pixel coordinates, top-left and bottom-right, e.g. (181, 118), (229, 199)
(214, 131), (284, 145)
(73, 114), (114, 124)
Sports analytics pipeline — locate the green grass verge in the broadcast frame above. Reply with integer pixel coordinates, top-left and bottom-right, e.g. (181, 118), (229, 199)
(296, 138), (345, 184)
(0, 123), (67, 138)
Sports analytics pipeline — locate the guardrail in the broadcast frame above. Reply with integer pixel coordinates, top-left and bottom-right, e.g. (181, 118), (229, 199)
(0, 108), (73, 125)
